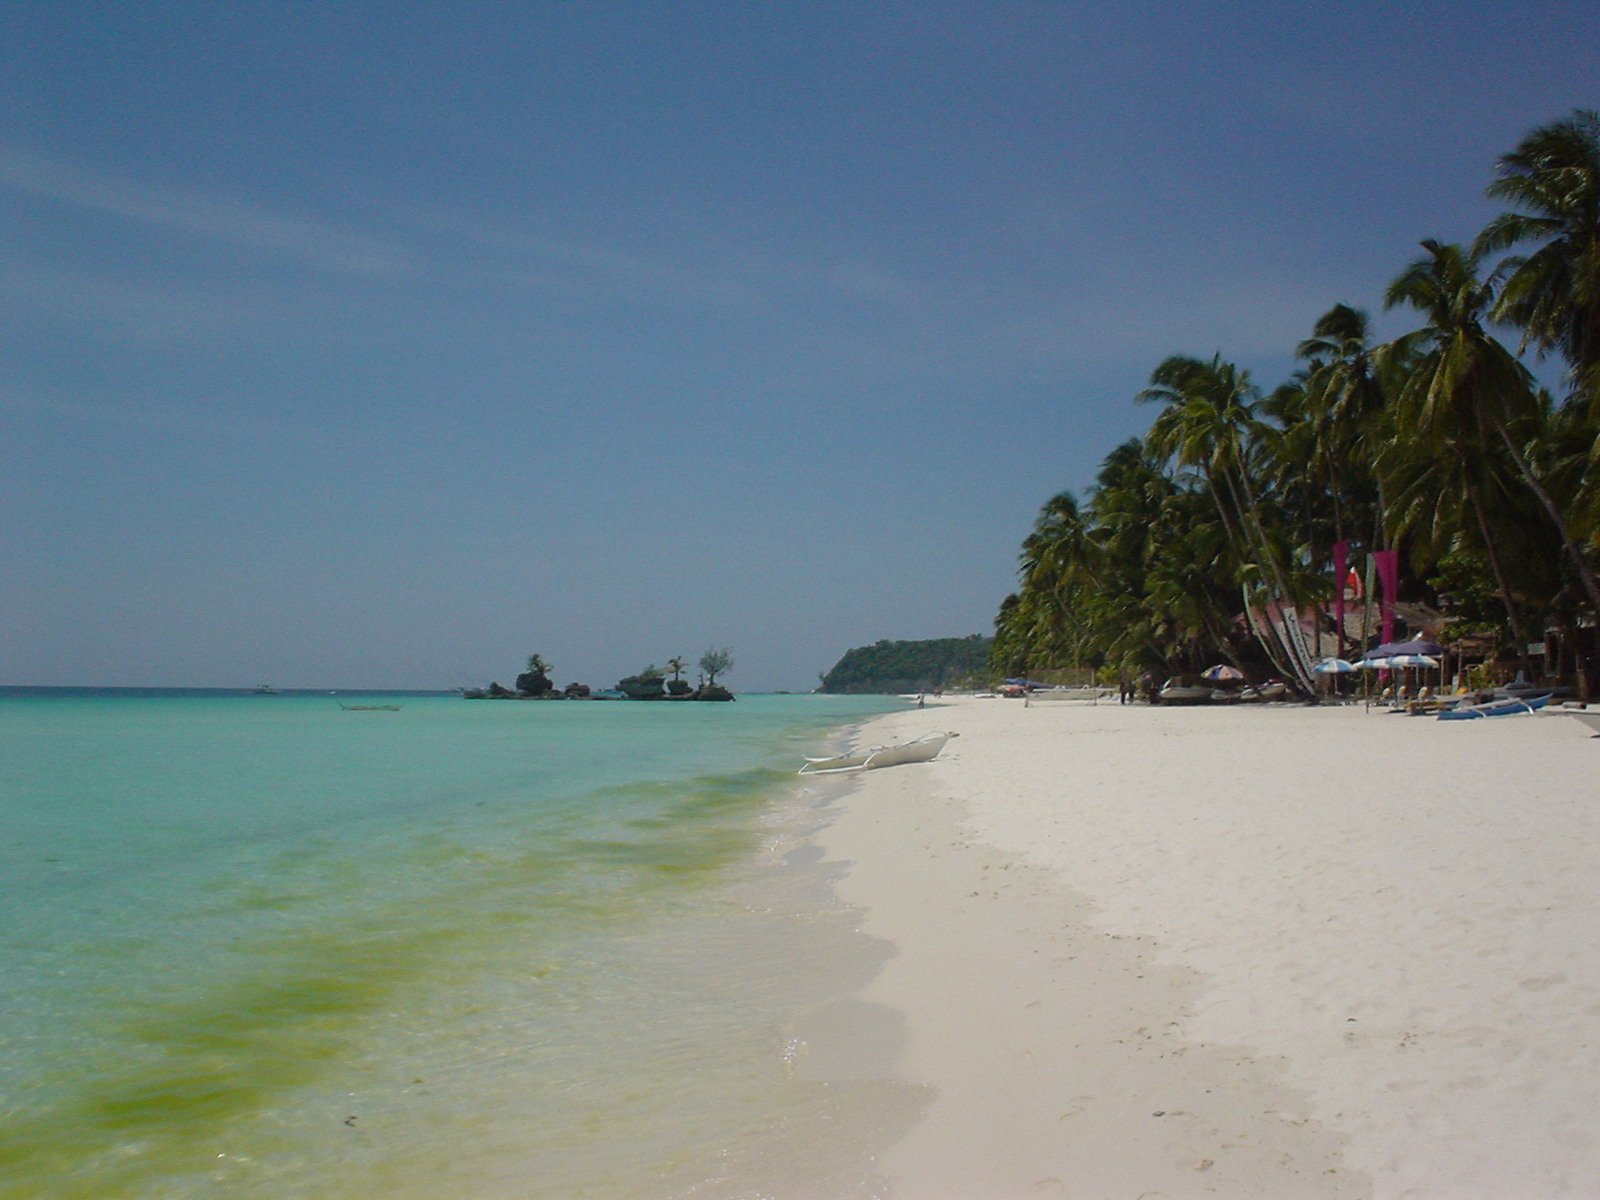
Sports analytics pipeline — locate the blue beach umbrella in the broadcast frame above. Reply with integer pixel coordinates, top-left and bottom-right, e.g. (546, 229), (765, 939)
(1364, 639), (1445, 660)
(1312, 658), (1357, 674)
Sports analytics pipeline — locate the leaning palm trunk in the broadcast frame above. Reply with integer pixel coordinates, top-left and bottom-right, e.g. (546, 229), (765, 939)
(1491, 420), (1600, 696)
(1360, 554), (1377, 696)
(1326, 460), (1351, 657)
(1229, 467), (1319, 692)
(1468, 486), (1536, 677)
(1207, 464), (1303, 681)
(1490, 416), (1600, 614)
(1361, 480), (1391, 667)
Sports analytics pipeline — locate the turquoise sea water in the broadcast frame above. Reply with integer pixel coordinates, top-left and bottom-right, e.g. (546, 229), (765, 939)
(0, 689), (917, 1199)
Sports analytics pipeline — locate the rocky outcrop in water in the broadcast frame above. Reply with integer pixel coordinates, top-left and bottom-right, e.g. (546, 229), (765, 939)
(617, 672), (667, 700)
(515, 669), (555, 697)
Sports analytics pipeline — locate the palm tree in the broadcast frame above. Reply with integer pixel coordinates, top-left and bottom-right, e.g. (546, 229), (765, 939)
(1378, 240), (1546, 666)
(1259, 372), (1321, 550)
(526, 653), (552, 676)
(1005, 492), (1093, 673)
(1384, 239), (1600, 621)
(665, 656), (686, 683)
(1140, 494), (1246, 671)
(1086, 439), (1184, 670)
(1020, 492), (1093, 583)
(1279, 304), (1400, 658)
(1138, 355), (1314, 685)
(1474, 109), (1600, 626)
(1295, 304), (1391, 549)
(1476, 108), (1600, 409)
(989, 593), (1029, 677)
(1139, 355), (1258, 547)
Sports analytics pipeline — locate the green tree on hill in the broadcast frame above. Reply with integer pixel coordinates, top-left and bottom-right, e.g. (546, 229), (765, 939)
(821, 636), (991, 693)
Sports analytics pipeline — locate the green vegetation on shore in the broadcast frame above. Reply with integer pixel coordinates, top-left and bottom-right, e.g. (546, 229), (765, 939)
(820, 636), (992, 693)
(993, 108), (1600, 698)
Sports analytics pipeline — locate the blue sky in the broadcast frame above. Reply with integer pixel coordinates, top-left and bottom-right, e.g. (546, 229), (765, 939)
(3, 2), (1595, 690)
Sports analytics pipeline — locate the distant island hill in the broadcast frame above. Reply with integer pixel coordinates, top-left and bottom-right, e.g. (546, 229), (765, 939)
(817, 636), (992, 694)
(466, 650), (736, 701)
(464, 638), (991, 700)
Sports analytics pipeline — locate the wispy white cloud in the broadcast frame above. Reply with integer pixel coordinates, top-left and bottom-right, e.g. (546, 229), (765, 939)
(413, 210), (758, 306)
(0, 146), (407, 275)
(407, 206), (936, 317)
(0, 259), (269, 345)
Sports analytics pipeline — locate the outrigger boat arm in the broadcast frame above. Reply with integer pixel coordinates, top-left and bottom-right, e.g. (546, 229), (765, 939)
(798, 731), (958, 775)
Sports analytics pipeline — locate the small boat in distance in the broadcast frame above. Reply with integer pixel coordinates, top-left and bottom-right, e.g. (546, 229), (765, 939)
(338, 703), (401, 712)
(798, 731), (957, 775)
(251, 684), (279, 695)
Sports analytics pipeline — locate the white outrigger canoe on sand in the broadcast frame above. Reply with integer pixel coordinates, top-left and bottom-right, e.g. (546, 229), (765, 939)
(798, 731), (957, 775)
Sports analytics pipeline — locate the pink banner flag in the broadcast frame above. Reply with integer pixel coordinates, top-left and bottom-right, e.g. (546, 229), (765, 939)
(1332, 540), (1349, 653)
(1373, 549), (1399, 645)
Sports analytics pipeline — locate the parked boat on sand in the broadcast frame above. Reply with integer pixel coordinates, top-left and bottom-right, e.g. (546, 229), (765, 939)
(798, 731), (957, 775)
(1437, 693), (1552, 720)
(1157, 679), (1213, 705)
(1240, 680), (1287, 702)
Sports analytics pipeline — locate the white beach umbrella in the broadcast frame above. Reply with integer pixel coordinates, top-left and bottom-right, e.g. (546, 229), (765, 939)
(1385, 654), (1439, 668)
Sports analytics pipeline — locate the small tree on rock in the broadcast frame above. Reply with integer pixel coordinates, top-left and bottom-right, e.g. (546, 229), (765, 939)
(664, 655), (691, 696)
(699, 647), (733, 685)
(516, 653), (555, 696)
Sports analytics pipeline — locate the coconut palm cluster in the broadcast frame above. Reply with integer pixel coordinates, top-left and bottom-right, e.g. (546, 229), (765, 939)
(993, 109), (1600, 698)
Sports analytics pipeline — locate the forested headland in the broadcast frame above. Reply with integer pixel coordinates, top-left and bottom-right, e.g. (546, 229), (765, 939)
(820, 636), (992, 694)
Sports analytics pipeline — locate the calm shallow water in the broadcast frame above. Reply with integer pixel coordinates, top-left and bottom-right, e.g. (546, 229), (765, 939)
(0, 689), (922, 1199)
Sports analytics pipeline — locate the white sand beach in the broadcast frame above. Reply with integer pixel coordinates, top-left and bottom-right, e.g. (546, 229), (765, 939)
(808, 696), (1600, 1199)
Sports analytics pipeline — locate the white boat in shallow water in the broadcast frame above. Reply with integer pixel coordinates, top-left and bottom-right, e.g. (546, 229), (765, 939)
(797, 731), (957, 775)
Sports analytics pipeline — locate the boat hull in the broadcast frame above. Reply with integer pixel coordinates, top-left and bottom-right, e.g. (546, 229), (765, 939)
(1437, 694), (1551, 720)
(799, 732), (956, 774)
